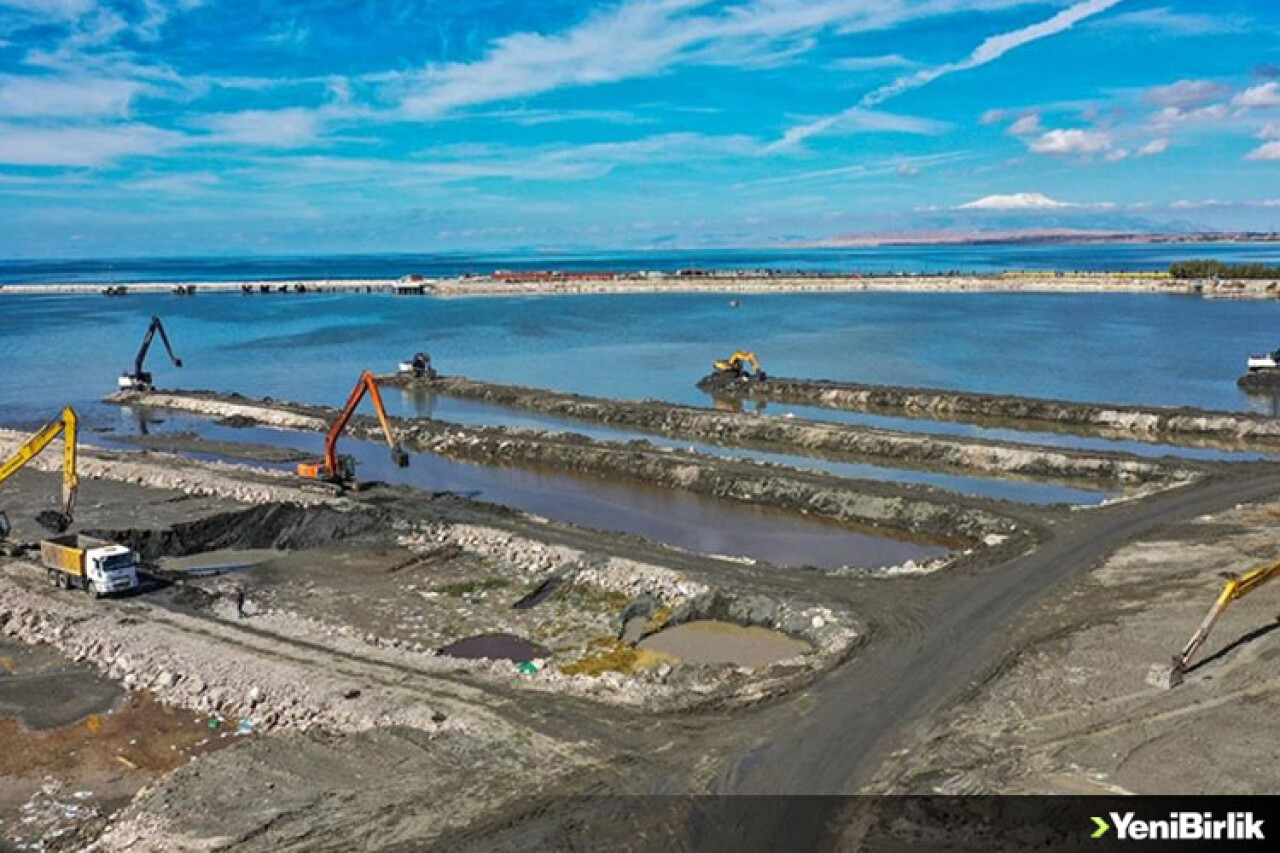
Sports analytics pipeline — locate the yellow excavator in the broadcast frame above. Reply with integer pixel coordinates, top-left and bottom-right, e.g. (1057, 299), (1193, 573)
(712, 350), (767, 380)
(0, 407), (79, 546)
(1149, 559), (1280, 688)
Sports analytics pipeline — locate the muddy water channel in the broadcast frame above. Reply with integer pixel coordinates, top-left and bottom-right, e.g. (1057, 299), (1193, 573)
(100, 411), (947, 570)
(387, 390), (1111, 505)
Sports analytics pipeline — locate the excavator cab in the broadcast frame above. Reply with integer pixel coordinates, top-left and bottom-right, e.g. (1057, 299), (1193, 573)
(297, 371), (409, 486)
(119, 316), (183, 392)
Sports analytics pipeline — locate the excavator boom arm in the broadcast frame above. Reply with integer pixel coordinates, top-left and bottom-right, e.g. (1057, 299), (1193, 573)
(0, 406), (78, 522)
(134, 316), (183, 377)
(1173, 559), (1280, 672)
(321, 371), (401, 476)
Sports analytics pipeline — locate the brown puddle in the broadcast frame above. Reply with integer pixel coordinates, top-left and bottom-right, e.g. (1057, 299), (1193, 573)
(637, 621), (810, 669)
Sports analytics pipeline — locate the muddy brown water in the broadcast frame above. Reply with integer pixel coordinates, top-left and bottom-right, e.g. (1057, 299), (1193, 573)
(438, 633), (547, 663)
(637, 621), (811, 669)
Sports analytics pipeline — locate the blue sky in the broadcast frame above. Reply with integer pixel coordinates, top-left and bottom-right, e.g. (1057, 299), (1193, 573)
(1, 0), (1278, 257)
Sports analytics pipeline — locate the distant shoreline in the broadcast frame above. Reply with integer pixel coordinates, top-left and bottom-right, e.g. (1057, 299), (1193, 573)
(1, 272), (1276, 299)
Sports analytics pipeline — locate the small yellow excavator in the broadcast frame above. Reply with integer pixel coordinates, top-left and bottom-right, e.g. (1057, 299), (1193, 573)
(297, 371), (409, 485)
(1148, 559), (1280, 688)
(712, 350), (766, 380)
(698, 350), (768, 392)
(0, 407), (79, 546)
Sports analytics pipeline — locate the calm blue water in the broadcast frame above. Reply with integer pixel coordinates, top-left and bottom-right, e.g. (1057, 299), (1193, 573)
(2, 242), (1279, 283)
(2, 288), (1278, 429)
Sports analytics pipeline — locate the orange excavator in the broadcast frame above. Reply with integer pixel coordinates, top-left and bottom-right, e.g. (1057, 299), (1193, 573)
(297, 371), (409, 485)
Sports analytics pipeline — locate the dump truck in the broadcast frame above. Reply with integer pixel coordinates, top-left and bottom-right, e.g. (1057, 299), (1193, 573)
(40, 533), (140, 597)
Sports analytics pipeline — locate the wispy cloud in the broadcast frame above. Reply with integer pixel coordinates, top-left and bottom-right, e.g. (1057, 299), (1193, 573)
(1099, 6), (1251, 36)
(398, 0), (1034, 118)
(0, 121), (184, 166)
(777, 0), (1123, 149)
(0, 74), (144, 117)
(828, 53), (916, 72)
(767, 106), (947, 152)
(861, 0), (1124, 107)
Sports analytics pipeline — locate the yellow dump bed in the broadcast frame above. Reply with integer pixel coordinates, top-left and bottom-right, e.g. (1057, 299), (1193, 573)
(39, 533), (112, 578)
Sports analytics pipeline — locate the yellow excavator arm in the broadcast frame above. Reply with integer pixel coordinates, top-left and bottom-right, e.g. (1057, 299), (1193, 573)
(0, 406), (79, 532)
(712, 350), (762, 374)
(1151, 558), (1280, 687)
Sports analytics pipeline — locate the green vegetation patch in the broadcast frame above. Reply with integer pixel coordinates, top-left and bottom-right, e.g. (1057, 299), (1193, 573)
(1170, 259), (1280, 280)
(550, 581), (630, 614)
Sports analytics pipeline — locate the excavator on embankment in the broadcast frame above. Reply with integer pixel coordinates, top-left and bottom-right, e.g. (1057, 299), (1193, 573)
(1149, 559), (1280, 688)
(697, 350), (768, 392)
(0, 407), (79, 551)
(297, 370), (409, 488)
(118, 315), (183, 392)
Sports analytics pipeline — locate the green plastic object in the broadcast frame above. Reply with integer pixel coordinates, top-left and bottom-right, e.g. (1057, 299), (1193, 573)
(517, 662), (539, 675)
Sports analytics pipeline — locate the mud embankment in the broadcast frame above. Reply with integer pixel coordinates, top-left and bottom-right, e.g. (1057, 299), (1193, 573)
(110, 389), (1020, 546)
(703, 377), (1280, 450)
(383, 374), (1189, 489)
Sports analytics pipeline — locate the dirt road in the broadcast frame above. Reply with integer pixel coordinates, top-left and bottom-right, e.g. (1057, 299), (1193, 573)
(707, 463), (1280, 796)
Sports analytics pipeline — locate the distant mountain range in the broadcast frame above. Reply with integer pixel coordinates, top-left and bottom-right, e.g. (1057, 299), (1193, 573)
(810, 229), (1280, 248)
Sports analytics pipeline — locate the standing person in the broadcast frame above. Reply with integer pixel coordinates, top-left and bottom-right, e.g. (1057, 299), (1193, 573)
(233, 583), (247, 619)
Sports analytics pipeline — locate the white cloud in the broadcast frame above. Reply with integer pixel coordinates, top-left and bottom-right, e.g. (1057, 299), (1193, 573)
(979, 108), (1007, 125)
(198, 108), (324, 148)
(861, 0), (1124, 107)
(1234, 82), (1280, 109)
(0, 74), (143, 117)
(776, 0), (1122, 149)
(829, 54), (915, 71)
(1100, 7), (1251, 36)
(1008, 113), (1043, 136)
(1261, 123), (1280, 140)
(1029, 128), (1113, 155)
(399, 0), (1035, 118)
(1246, 141), (1280, 161)
(768, 106), (947, 151)
(958, 192), (1072, 210)
(1144, 79), (1230, 109)
(1137, 137), (1169, 156)
(1148, 103), (1228, 129)
(0, 122), (183, 166)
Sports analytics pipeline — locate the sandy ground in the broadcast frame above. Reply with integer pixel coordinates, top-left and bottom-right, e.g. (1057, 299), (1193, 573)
(868, 495), (1280, 795)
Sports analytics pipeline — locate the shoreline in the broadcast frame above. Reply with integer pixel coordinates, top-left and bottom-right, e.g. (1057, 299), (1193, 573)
(0, 273), (1276, 299)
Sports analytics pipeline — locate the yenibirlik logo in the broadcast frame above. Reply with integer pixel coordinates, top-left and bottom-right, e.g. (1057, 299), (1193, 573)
(1092, 812), (1265, 841)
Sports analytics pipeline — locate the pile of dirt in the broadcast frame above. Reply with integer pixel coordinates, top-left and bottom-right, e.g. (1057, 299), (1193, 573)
(85, 503), (385, 560)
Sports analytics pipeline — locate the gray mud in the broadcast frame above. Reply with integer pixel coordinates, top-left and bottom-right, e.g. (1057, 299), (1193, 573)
(702, 375), (1280, 449)
(0, 635), (122, 730)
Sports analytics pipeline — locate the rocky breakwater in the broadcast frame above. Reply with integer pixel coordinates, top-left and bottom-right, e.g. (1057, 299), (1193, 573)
(385, 374), (1190, 489)
(705, 378), (1280, 449)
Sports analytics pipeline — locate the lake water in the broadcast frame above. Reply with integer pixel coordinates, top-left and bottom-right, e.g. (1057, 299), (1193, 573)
(2, 241), (1278, 282)
(2, 288), (1278, 432)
